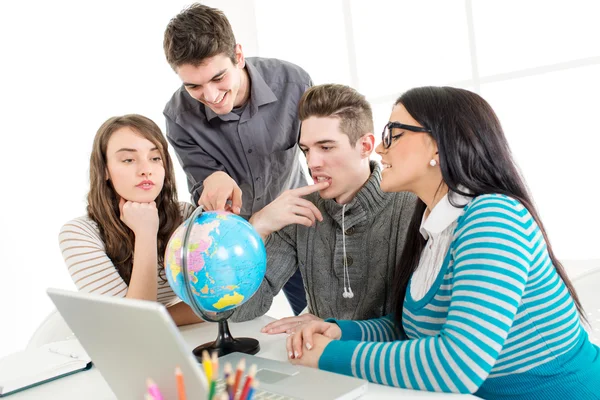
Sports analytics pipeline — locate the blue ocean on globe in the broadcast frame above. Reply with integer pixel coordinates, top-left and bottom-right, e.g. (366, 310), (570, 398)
(165, 210), (267, 313)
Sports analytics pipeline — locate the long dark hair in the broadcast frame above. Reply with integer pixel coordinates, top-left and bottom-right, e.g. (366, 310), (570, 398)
(87, 114), (182, 285)
(391, 86), (587, 331)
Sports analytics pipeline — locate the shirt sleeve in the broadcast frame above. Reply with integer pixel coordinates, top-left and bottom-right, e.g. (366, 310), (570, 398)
(328, 315), (405, 342)
(58, 218), (129, 297)
(165, 115), (226, 205)
(318, 196), (533, 394)
(230, 224), (299, 322)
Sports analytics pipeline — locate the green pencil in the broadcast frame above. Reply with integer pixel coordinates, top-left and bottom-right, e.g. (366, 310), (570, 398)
(207, 379), (217, 400)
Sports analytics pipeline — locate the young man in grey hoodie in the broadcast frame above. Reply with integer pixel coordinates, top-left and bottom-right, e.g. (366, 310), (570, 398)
(232, 84), (417, 334)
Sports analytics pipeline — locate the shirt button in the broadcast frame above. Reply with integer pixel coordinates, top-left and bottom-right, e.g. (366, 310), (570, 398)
(345, 256), (353, 266)
(345, 226), (355, 235)
(247, 149), (253, 154)
(256, 177), (261, 182)
(256, 197), (261, 201)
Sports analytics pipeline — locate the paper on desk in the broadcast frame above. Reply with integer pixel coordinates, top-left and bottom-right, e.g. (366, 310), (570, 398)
(0, 339), (92, 396)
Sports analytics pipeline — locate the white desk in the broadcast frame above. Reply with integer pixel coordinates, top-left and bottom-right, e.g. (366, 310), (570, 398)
(11, 316), (475, 399)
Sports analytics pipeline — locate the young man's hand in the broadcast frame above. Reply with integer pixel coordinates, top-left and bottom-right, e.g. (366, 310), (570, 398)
(261, 313), (323, 334)
(199, 171), (243, 214)
(250, 181), (329, 239)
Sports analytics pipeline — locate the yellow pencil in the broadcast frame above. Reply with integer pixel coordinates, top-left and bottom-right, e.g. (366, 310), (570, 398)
(202, 350), (213, 383)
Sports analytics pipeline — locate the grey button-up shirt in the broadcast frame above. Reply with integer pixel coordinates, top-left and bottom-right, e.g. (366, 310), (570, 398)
(164, 57), (312, 219)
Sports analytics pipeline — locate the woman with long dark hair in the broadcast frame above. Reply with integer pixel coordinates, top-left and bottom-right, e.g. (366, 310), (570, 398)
(59, 114), (201, 325)
(287, 87), (600, 399)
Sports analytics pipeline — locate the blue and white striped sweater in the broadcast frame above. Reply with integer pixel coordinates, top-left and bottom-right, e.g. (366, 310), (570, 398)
(320, 194), (600, 399)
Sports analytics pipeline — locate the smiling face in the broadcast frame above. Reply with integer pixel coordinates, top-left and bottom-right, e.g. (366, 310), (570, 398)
(376, 103), (441, 195)
(176, 45), (248, 115)
(105, 127), (166, 203)
(299, 116), (372, 204)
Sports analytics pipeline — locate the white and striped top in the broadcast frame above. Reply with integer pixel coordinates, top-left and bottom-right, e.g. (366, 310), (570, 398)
(58, 202), (194, 306)
(320, 194), (600, 400)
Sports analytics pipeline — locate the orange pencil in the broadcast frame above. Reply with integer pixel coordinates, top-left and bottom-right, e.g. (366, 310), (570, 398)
(239, 364), (256, 400)
(175, 366), (186, 400)
(232, 359), (245, 399)
(211, 352), (219, 379)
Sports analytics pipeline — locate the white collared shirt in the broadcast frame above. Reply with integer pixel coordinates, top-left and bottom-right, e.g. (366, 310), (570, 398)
(410, 192), (472, 301)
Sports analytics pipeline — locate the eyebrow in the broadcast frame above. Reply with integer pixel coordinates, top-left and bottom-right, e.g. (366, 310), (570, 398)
(299, 139), (338, 147)
(115, 147), (159, 153)
(183, 69), (227, 86)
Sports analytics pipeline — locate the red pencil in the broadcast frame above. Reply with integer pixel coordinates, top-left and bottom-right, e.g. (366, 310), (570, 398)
(239, 364), (257, 400)
(232, 359), (245, 399)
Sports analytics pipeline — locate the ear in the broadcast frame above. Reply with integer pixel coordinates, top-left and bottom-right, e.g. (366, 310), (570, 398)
(358, 133), (375, 159)
(105, 167), (110, 181)
(234, 44), (245, 69)
(431, 140), (440, 165)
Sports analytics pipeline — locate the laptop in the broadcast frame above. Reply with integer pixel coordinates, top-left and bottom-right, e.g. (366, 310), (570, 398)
(47, 288), (368, 400)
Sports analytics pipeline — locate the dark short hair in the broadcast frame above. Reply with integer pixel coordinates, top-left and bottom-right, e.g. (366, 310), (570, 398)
(298, 84), (373, 146)
(163, 3), (236, 70)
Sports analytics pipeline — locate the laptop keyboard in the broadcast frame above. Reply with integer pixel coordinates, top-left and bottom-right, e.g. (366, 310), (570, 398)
(215, 378), (296, 400)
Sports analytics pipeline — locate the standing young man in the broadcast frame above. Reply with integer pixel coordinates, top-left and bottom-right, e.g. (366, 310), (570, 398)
(232, 84), (417, 332)
(162, 4), (311, 315)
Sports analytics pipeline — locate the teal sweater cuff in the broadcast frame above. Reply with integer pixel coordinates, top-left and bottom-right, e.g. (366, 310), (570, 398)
(324, 318), (364, 341)
(318, 339), (359, 377)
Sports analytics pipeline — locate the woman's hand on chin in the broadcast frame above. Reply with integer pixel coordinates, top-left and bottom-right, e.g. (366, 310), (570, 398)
(119, 198), (159, 236)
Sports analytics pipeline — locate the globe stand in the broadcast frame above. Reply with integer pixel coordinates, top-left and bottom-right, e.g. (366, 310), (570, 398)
(180, 206), (261, 360)
(192, 319), (260, 359)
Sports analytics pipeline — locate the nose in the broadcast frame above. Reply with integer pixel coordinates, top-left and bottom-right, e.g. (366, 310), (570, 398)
(375, 141), (385, 156)
(306, 151), (323, 170)
(138, 159), (152, 177)
(203, 84), (219, 103)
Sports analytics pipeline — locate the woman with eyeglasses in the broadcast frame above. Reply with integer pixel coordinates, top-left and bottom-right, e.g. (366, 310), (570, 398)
(285, 86), (600, 399)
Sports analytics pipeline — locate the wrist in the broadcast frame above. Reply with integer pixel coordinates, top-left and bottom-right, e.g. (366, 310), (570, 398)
(250, 212), (271, 240)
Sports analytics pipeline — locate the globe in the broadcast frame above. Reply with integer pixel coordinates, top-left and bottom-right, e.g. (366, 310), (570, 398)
(165, 209), (267, 314)
(164, 208), (267, 357)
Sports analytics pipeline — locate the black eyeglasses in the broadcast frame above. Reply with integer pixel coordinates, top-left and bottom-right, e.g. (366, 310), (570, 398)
(382, 121), (431, 149)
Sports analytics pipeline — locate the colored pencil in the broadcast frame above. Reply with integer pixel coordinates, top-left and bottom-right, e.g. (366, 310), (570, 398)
(175, 366), (187, 400)
(211, 351), (219, 378)
(224, 362), (232, 381)
(202, 350), (213, 383)
(146, 378), (164, 400)
(226, 372), (235, 400)
(246, 379), (259, 400)
(239, 364), (256, 400)
(232, 358), (245, 399)
(208, 379), (217, 400)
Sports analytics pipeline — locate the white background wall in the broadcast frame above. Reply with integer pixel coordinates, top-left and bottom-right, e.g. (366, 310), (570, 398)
(1, 0), (599, 358)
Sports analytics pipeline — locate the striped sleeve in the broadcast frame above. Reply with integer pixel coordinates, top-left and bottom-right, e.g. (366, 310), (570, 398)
(58, 217), (128, 297)
(329, 315), (404, 342)
(319, 195), (533, 393)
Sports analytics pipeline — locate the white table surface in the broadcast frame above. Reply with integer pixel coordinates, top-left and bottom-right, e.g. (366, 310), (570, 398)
(10, 315), (475, 399)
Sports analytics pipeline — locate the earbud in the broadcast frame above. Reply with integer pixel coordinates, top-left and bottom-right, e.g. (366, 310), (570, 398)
(343, 287), (354, 299)
(429, 159), (437, 167)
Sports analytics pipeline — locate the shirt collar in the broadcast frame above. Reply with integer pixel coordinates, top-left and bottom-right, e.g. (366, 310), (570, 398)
(205, 59), (278, 122)
(419, 190), (472, 240)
